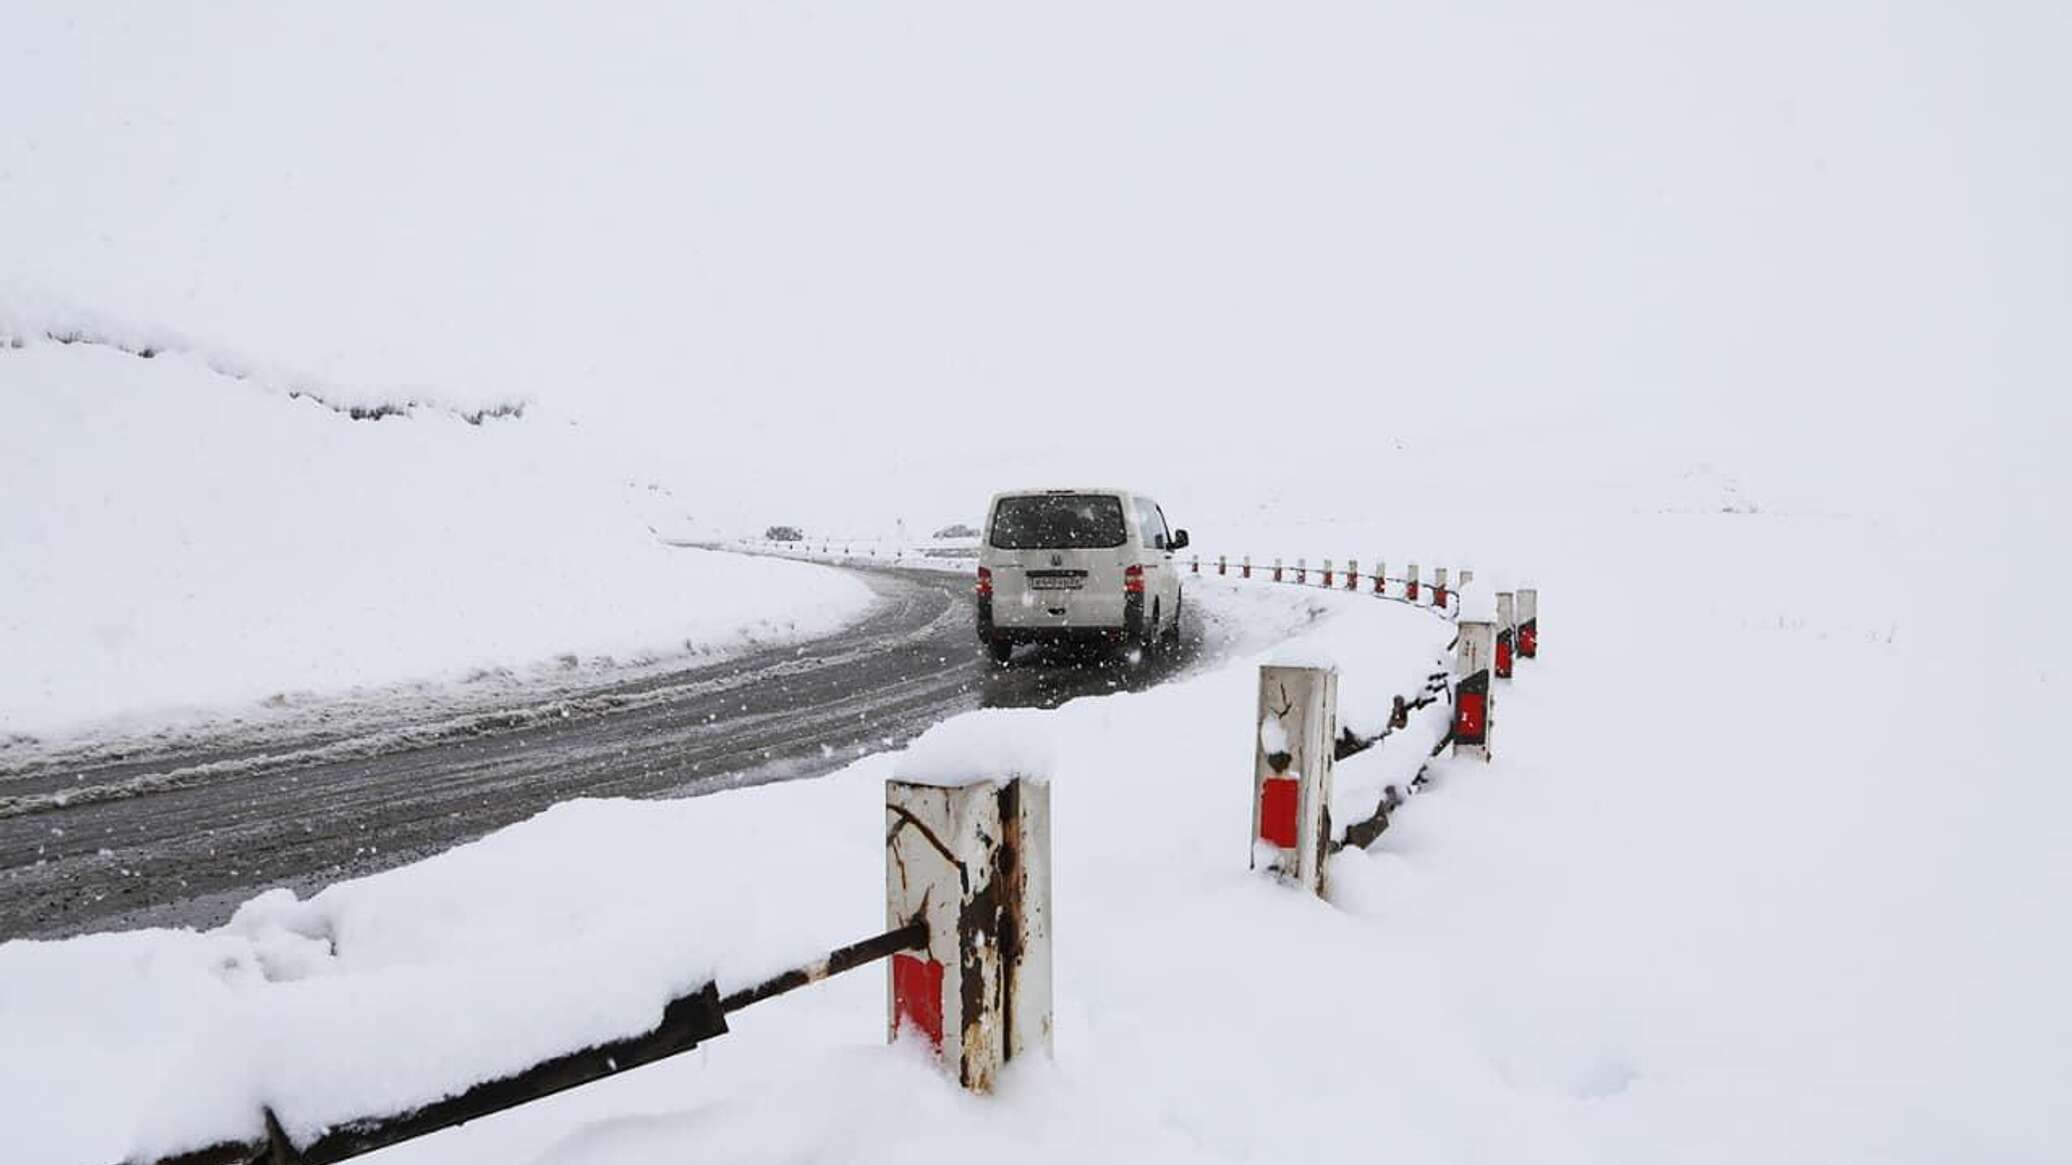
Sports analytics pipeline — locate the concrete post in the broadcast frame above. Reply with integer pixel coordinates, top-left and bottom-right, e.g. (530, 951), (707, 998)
(1407, 563), (1421, 603)
(1296, 557), (1307, 585)
(1433, 567), (1450, 610)
(1273, 557), (1284, 583)
(1321, 559), (1334, 588)
(1452, 620), (1495, 761)
(1252, 665), (1338, 896)
(1192, 554), (1200, 575)
(1373, 559), (1386, 595)
(1518, 588), (1539, 658)
(1458, 568), (1474, 588)
(1347, 558), (1359, 591)
(1217, 554), (1226, 577)
(1495, 591), (1516, 680)
(1242, 554), (1252, 580)
(886, 775), (1053, 1093)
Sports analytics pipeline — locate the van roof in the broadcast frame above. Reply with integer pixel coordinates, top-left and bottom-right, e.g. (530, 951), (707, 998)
(989, 488), (1135, 501)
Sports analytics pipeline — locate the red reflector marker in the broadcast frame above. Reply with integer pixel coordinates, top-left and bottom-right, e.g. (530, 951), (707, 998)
(976, 566), (993, 598)
(1455, 692), (1487, 740)
(891, 953), (945, 1049)
(1124, 565), (1145, 594)
(1258, 776), (1300, 848)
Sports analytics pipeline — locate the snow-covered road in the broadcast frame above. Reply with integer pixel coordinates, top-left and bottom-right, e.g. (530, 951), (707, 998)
(0, 565), (1257, 940)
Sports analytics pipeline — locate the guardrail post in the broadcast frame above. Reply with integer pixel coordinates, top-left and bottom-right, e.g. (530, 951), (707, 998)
(1253, 665), (1338, 896)
(886, 774), (1053, 1093)
(1374, 559), (1386, 595)
(1433, 567), (1449, 610)
(1346, 558), (1359, 591)
(1452, 619), (1495, 761)
(1242, 554), (1252, 579)
(1217, 554), (1227, 577)
(1458, 568), (1474, 588)
(1322, 558), (1334, 588)
(1273, 557), (1284, 583)
(1296, 557), (1307, 585)
(1191, 554), (1200, 575)
(1518, 588), (1539, 658)
(1407, 563), (1420, 603)
(1496, 591), (1516, 679)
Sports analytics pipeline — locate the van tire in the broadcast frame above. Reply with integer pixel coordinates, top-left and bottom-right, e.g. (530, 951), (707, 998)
(986, 636), (1013, 665)
(1163, 592), (1183, 645)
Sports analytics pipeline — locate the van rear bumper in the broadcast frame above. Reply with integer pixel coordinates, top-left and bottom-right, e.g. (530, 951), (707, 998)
(977, 592), (1145, 642)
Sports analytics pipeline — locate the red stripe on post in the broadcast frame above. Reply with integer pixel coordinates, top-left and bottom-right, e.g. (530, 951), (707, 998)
(1258, 776), (1300, 848)
(892, 953), (945, 1049)
(1520, 624), (1537, 657)
(1496, 637), (1513, 678)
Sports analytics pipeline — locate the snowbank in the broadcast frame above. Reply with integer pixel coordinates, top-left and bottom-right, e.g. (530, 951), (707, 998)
(0, 340), (877, 739)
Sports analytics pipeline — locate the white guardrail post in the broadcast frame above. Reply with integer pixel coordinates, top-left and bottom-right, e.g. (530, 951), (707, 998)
(1433, 566), (1449, 610)
(885, 774), (1053, 1093)
(1322, 558), (1334, 588)
(1346, 558), (1359, 591)
(1496, 591), (1516, 680)
(1373, 558), (1386, 595)
(1407, 562), (1420, 603)
(1518, 587), (1539, 658)
(1452, 616), (1495, 761)
(1253, 665), (1338, 896)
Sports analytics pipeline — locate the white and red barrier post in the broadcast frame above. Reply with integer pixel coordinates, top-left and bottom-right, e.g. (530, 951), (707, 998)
(1296, 557), (1307, 585)
(1321, 558), (1334, 588)
(1518, 587), (1539, 658)
(1217, 554), (1226, 577)
(1458, 568), (1474, 588)
(1406, 563), (1421, 604)
(1273, 557), (1284, 583)
(886, 775), (1053, 1093)
(1373, 559), (1387, 596)
(1242, 554), (1252, 580)
(1253, 664), (1338, 896)
(1433, 566), (1450, 610)
(1452, 617), (1495, 761)
(1346, 558), (1359, 591)
(1495, 591), (1516, 680)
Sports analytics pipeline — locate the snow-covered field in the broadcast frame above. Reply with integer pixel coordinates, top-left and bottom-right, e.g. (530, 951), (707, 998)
(6, 468), (2065, 1163)
(0, 337), (877, 742)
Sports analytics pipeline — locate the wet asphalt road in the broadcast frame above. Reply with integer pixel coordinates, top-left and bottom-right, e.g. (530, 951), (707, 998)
(0, 567), (1204, 940)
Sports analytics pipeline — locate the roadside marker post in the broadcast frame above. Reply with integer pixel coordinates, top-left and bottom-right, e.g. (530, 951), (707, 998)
(1322, 559), (1334, 588)
(1518, 588), (1539, 658)
(1346, 558), (1359, 591)
(1242, 554), (1252, 580)
(1495, 591), (1516, 680)
(1433, 567), (1450, 611)
(1274, 557), (1284, 583)
(885, 775), (1053, 1093)
(1252, 665), (1338, 897)
(1296, 557), (1307, 585)
(1217, 554), (1226, 577)
(1407, 563), (1421, 604)
(1374, 559), (1386, 595)
(1452, 618), (1495, 761)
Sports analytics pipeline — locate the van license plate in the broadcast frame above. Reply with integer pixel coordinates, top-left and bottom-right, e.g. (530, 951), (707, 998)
(1029, 576), (1084, 590)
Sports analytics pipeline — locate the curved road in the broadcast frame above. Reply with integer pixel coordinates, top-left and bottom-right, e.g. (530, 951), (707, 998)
(0, 567), (1205, 939)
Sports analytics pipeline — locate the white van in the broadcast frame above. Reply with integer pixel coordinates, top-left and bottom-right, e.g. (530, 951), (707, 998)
(975, 489), (1189, 664)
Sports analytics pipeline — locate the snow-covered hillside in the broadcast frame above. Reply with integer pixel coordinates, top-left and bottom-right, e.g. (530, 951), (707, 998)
(0, 336), (875, 739)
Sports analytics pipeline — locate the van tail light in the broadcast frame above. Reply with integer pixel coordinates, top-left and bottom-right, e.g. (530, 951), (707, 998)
(1124, 565), (1145, 594)
(976, 566), (993, 598)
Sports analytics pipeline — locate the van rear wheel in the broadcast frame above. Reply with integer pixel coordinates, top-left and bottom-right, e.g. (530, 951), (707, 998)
(987, 636), (1013, 665)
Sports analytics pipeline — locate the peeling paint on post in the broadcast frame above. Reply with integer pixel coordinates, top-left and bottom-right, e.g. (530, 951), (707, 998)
(1496, 592), (1516, 679)
(1518, 587), (1539, 658)
(885, 775), (1053, 1093)
(1252, 665), (1338, 896)
(1452, 619), (1495, 761)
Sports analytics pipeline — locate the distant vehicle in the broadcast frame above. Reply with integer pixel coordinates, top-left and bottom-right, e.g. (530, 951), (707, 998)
(975, 489), (1188, 665)
(933, 523), (980, 540)
(764, 525), (803, 542)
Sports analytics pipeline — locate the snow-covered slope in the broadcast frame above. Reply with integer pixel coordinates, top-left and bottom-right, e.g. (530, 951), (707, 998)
(0, 338), (875, 739)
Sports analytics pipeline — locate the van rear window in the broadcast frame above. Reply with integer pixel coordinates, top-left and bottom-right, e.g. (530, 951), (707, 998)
(989, 495), (1127, 550)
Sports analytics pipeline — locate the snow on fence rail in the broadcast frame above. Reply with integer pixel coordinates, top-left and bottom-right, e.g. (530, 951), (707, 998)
(132, 765), (1053, 1165)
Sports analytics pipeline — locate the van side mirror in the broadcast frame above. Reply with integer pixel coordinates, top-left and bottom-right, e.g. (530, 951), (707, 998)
(1169, 529), (1190, 551)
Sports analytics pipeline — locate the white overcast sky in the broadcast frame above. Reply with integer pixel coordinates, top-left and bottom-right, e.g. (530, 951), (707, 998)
(3, 1), (2064, 531)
